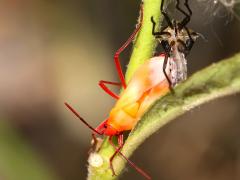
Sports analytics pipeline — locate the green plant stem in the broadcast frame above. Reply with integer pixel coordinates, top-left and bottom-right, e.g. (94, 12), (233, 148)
(125, 0), (162, 83)
(87, 0), (162, 179)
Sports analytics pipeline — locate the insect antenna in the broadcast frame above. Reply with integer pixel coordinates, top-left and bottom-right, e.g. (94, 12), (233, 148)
(64, 102), (103, 135)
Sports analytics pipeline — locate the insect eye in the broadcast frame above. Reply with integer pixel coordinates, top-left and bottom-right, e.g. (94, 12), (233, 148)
(103, 124), (107, 128)
(161, 40), (171, 52)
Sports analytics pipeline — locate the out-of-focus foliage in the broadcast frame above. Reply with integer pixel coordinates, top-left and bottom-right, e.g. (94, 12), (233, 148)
(0, 119), (57, 180)
(0, 0), (240, 179)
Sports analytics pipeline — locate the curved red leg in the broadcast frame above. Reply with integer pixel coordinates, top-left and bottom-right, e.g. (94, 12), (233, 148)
(98, 80), (121, 99)
(114, 3), (143, 89)
(108, 134), (151, 179)
(108, 135), (124, 176)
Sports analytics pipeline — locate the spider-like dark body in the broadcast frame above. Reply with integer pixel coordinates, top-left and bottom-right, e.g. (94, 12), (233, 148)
(157, 23), (199, 55)
(151, 0), (199, 87)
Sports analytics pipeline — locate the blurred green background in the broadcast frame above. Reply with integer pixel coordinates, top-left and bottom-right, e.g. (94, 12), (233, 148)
(0, 0), (240, 180)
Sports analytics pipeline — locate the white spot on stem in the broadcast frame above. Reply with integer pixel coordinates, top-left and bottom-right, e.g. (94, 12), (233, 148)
(88, 153), (103, 168)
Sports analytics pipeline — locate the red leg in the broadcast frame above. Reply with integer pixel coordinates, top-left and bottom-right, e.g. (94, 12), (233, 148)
(88, 133), (98, 154)
(114, 3), (143, 89)
(108, 134), (151, 179)
(89, 133), (103, 153)
(92, 133), (98, 149)
(108, 135), (124, 176)
(98, 80), (121, 99)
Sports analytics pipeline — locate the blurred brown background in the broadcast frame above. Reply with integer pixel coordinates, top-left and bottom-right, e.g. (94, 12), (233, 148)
(0, 0), (240, 180)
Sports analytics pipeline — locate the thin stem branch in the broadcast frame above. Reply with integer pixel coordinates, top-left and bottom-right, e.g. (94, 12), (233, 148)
(87, 0), (162, 179)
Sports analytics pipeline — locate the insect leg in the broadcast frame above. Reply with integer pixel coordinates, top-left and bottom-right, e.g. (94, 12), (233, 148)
(92, 133), (98, 147)
(161, 41), (173, 91)
(108, 135), (151, 179)
(88, 133), (98, 154)
(183, 26), (195, 54)
(160, 0), (173, 28)
(108, 135), (124, 176)
(176, 0), (192, 29)
(114, 3), (143, 89)
(150, 16), (160, 36)
(184, 0), (192, 17)
(176, 0), (189, 17)
(163, 53), (174, 91)
(151, 17), (171, 37)
(98, 80), (121, 99)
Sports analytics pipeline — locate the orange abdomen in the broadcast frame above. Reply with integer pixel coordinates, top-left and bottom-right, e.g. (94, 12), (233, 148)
(107, 55), (170, 132)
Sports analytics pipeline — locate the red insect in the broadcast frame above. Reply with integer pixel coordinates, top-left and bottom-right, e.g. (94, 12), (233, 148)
(65, 4), (171, 180)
